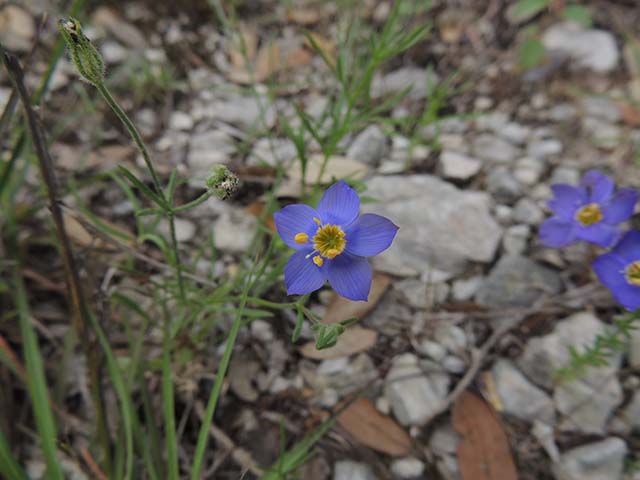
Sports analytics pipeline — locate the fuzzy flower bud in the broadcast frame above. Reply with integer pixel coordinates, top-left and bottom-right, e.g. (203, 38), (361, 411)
(206, 165), (239, 200)
(58, 17), (105, 86)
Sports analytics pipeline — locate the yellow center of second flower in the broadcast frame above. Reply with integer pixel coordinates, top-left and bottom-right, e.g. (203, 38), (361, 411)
(625, 261), (640, 286)
(313, 224), (346, 259)
(575, 203), (603, 226)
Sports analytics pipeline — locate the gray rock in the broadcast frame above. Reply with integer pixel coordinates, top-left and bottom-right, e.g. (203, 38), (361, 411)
(452, 276), (483, 301)
(396, 278), (449, 308)
(371, 67), (438, 100)
(527, 139), (563, 159)
(550, 166), (580, 185)
(518, 312), (618, 390)
(532, 420), (560, 462)
(472, 134), (520, 164)
(486, 167), (523, 201)
(476, 255), (562, 308)
(582, 117), (622, 149)
(362, 175), (502, 276)
(101, 41), (128, 64)
(492, 360), (555, 424)
(347, 125), (388, 166)
(188, 130), (236, 175)
(554, 375), (623, 433)
(203, 94), (276, 129)
(494, 204), (513, 225)
(548, 103), (578, 122)
(333, 461), (377, 480)
(390, 457), (425, 479)
(503, 224), (531, 255)
(385, 353), (449, 426)
(440, 151), (482, 180)
(551, 437), (627, 480)
(514, 157), (545, 186)
(434, 324), (467, 355)
(302, 354), (377, 398)
(513, 198), (544, 225)
(169, 111), (195, 131)
(582, 97), (621, 123)
(247, 138), (297, 167)
(438, 134), (469, 153)
(441, 355), (466, 374)
(543, 22), (619, 73)
(416, 340), (447, 362)
(0, 6), (35, 52)
(501, 122), (531, 145)
(475, 112), (510, 132)
(618, 390), (640, 432)
(212, 209), (257, 253)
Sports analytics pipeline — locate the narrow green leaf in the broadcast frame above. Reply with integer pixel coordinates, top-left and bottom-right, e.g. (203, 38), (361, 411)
(562, 5), (592, 27)
(513, 0), (549, 19)
(0, 426), (27, 480)
(518, 38), (546, 70)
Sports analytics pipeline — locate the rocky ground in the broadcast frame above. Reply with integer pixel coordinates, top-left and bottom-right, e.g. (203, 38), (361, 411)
(2, 1), (640, 479)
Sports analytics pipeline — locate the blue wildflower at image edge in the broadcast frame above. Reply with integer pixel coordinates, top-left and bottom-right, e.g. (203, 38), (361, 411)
(593, 230), (640, 311)
(274, 180), (398, 301)
(539, 169), (638, 248)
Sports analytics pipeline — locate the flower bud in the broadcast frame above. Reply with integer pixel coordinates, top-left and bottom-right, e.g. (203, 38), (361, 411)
(206, 165), (239, 200)
(58, 17), (105, 86)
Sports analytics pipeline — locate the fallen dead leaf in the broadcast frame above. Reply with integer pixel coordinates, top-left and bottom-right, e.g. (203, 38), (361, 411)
(244, 202), (276, 232)
(229, 26), (258, 69)
(299, 326), (377, 360)
(452, 391), (518, 480)
(337, 398), (411, 456)
(63, 210), (135, 250)
(305, 32), (336, 67)
(287, 8), (321, 25)
(322, 273), (391, 324)
(254, 42), (281, 82)
(618, 102), (640, 126)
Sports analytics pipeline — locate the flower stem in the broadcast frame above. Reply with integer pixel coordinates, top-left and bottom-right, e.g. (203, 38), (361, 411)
(190, 264), (255, 479)
(168, 213), (186, 302)
(95, 82), (164, 199)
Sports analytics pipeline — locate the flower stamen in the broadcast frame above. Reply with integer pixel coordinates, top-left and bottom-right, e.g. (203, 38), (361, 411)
(575, 203), (603, 226)
(313, 224), (346, 259)
(625, 261), (640, 286)
(312, 256), (324, 267)
(294, 232), (309, 244)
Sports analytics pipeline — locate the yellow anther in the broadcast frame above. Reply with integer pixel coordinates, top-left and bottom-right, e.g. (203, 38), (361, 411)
(626, 261), (640, 286)
(313, 223), (346, 259)
(313, 217), (322, 226)
(294, 232), (309, 244)
(576, 203), (603, 226)
(313, 256), (324, 267)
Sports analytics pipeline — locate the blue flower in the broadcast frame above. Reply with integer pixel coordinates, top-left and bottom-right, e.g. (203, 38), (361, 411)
(539, 170), (637, 248)
(592, 230), (640, 311)
(274, 180), (398, 301)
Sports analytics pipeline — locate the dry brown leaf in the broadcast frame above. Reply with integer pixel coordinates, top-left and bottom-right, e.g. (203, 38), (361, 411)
(254, 42), (281, 83)
(244, 202), (276, 232)
(452, 391), (518, 480)
(287, 8), (321, 25)
(337, 398), (411, 456)
(322, 273), (391, 324)
(618, 102), (640, 126)
(229, 26), (258, 69)
(284, 47), (314, 69)
(63, 210), (134, 250)
(299, 326), (377, 360)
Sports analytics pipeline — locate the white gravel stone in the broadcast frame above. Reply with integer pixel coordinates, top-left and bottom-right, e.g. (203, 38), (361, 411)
(347, 125), (388, 166)
(452, 276), (483, 301)
(363, 175), (502, 276)
(440, 151), (482, 180)
(492, 359), (555, 424)
(333, 461), (377, 480)
(514, 157), (545, 186)
(473, 134), (520, 164)
(212, 209), (257, 253)
(527, 139), (563, 159)
(503, 224), (531, 255)
(551, 437), (627, 480)
(385, 353), (449, 426)
(513, 198), (544, 225)
(390, 457), (425, 479)
(169, 111), (195, 131)
(543, 22), (619, 73)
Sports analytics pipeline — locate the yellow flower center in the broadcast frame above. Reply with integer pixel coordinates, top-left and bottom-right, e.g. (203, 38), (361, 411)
(625, 261), (640, 286)
(575, 203), (603, 226)
(313, 224), (346, 259)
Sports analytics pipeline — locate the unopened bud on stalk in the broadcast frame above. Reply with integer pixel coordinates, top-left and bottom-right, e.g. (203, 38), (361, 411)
(206, 165), (239, 200)
(58, 17), (105, 86)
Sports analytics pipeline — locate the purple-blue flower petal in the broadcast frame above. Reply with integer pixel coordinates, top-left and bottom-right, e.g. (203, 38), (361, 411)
(284, 249), (327, 295)
(274, 204), (320, 249)
(582, 170), (615, 203)
(610, 230), (640, 264)
(317, 180), (360, 226)
(344, 214), (399, 257)
(592, 252), (640, 311)
(539, 218), (575, 247)
(326, 253), (372, 301)
(547, 184), (587, 220)
(575, 223), (619, 247)
(602, 187), (638, 224)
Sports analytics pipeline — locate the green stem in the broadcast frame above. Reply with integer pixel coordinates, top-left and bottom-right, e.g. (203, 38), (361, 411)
(191, 267), (254, 479)
(162, 309), (179, 479)
(172, 192), (212, 213)
(95, 82), (164, 198)
(168, 213), (186, 302)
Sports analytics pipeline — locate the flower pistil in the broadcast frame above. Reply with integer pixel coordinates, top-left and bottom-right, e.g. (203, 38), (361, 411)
(625, 261), (640, 286)
(575, 203), (603, 226)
